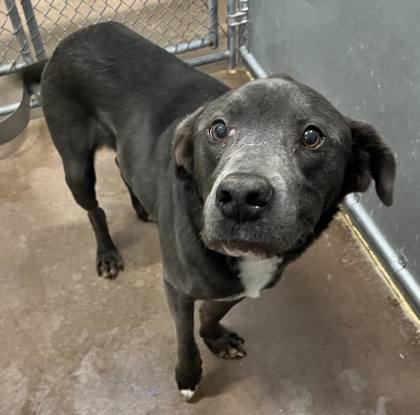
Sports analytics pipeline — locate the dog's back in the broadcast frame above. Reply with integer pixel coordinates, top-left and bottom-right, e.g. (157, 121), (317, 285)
(18, 22), (227, 279)
(41, 22), (227, 150)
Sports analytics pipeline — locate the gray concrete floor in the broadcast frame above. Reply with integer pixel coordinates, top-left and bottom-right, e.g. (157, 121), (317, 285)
(1, 67), (419, 415)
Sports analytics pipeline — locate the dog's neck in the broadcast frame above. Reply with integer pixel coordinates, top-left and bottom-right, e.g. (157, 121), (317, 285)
(285, 202), (340, 264)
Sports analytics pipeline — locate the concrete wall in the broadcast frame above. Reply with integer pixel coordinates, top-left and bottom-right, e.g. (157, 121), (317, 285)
(247, 0), (420, 288)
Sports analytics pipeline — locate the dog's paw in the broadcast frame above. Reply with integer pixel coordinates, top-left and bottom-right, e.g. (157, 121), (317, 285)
(96, 248), (124, 279)
(202, 327), (246, 359)
(179, 388), (196, 401)
(176, 359), (202, 402)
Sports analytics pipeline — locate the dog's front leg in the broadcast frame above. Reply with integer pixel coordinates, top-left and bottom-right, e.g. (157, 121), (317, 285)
(164, 280), (202, 400)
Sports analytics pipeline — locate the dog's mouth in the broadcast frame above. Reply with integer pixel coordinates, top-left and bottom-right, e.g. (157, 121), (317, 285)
(201, 223), (310, 259)
(202, 237), (277, 259)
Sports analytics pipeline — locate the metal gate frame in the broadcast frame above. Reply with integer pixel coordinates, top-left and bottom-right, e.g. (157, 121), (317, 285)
(0, 0), (226, 127)
(1, 0), (220, 76)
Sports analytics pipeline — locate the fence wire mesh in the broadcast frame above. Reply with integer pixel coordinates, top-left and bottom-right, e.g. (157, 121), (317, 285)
(1, 0), (214, 72)
(1, 1), (30, 69)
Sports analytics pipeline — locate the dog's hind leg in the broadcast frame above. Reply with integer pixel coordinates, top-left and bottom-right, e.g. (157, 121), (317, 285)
(43, 97), (124, 279)
(199, 299), (246, 359)
(61, 153), (124, 279)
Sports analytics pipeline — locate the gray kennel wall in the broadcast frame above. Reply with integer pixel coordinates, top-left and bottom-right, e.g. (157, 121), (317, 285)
(245, 0), (420, 310)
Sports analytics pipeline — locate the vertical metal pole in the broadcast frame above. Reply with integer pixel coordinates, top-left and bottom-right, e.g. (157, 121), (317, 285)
(4, 0), (33, 65)
(207, 0), (219, 48)
(227, 0), (237, 69)
(20, 0), (47, 60)
(237, 0), (248, 67)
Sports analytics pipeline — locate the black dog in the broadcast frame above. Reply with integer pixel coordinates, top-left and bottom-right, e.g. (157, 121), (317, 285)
(20, 22), (395, 399)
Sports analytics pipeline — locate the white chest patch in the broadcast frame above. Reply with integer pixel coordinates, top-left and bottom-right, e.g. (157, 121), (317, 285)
(238, 256), (283, 298)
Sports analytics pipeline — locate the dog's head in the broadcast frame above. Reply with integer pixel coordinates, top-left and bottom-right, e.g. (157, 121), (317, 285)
(174, 74), (396, 258)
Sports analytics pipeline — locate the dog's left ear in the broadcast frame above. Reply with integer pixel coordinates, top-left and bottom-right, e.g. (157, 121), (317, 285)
(173, 106), (204, 179)
(342, 119), (396, 206)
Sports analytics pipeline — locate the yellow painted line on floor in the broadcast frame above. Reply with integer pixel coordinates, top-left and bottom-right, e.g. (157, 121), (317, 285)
(339, 210), (420, 327)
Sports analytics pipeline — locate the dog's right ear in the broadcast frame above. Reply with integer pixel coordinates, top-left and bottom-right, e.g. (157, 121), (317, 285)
(173, 106), (204, 179)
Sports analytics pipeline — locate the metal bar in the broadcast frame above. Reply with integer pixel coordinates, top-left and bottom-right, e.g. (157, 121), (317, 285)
(240, 45), (420, 315)
(228, 10), (248, 26)
(165, 36), (212, 55)
(227, 0), (237, 69)
(0, 94), (40, 117)
(237, 0), (248, 65)
(20, 0), (47, 60)
(0, 61), (26, 75)
(344, 194), (420, 314)
(239, 45), (268, 78)
(4, 0), (33, 66)
(227, 0), (248, 68)
(185, 50), (228, 67)
(207, 0), (219, 48)
(1, 36), (214, 75)
(1, 36), (214, 74)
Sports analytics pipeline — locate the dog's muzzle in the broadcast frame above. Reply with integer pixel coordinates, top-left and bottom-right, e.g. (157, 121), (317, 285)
(202, 169), (304, 258)
(215, 173), (273, 222)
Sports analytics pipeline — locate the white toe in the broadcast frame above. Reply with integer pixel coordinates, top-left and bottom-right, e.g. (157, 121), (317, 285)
(180, 389), (196, 400)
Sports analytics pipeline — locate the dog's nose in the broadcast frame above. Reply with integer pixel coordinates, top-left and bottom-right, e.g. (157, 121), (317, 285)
(216, 173), (273, 222)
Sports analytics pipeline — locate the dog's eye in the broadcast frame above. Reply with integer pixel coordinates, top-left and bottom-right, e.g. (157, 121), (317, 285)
(209, 119), (228, 142)
(302, 127), (324, 148)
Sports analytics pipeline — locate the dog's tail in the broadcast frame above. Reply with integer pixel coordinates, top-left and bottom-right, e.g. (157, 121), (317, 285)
(0, 59), (48, 145)
(20, 59), (48, 93)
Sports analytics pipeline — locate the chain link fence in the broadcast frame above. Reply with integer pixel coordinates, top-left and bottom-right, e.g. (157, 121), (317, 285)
(1, 0), (218, 75)
(1, 1), (32, 71)
(0, 0), (225, 142)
